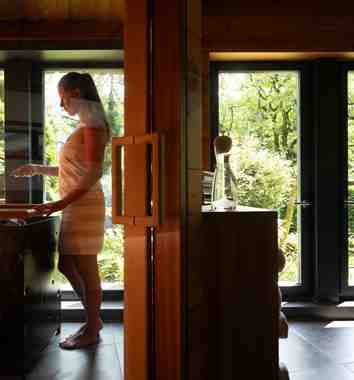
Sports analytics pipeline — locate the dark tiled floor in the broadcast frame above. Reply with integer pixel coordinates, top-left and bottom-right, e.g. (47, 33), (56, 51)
(279, 320), (354, 380)
(25, 319), (354, 380)
(25, 322), (123, 380)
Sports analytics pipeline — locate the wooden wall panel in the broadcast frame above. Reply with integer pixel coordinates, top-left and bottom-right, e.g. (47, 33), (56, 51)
(0, 0), (124, 22)
(153, 0), (184, 379)
(203, 210), (279, 380)
(0, 21), (122, 42)
(186, 1), (215, 380)
(202, 0), (354, 17)
(0, 0), (22, 20)
(44, 0), (70, 20)
(203, 14), (354, 52)
(123, 1), (150, 380)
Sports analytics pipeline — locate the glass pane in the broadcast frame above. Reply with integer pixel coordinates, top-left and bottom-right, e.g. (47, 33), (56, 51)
(44, 70), (125, 290)
(218, 71), (301, 285)
(347, 71), (354, 286)
(0, 70), (4, 201)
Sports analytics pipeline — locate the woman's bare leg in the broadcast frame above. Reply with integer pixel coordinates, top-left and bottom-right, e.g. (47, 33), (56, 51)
(58, 255), (89, 339)
(58, 255), (103, 340)
(61, 255), (102, 347)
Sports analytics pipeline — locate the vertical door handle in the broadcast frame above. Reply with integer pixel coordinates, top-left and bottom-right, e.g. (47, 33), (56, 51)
(111, 133), (161, 227)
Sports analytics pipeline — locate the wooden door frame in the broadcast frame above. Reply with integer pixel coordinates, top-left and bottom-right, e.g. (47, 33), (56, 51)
(124, 1), (186, 379)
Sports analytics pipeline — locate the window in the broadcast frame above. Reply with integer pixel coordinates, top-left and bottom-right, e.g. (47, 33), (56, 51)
(347, 70), (354, 287)
(217, 70), (301, 285)
(44, 69), (125, 291)
(0, 70), (4, 201)
(211, 60), (354, 302)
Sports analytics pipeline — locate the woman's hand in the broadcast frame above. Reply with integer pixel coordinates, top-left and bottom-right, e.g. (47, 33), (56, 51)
(11, 164), (41, 177)
(33, 199), (68, 216)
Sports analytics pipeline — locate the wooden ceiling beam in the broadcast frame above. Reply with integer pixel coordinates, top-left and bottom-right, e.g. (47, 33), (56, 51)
(0, 20), (122, 41)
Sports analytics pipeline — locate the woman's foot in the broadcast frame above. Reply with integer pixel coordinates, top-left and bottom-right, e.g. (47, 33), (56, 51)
(59, 331), (101, 350)
(61, 318), (103, 342)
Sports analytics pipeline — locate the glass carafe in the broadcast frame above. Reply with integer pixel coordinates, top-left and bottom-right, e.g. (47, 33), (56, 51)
(211, 136), (237, 210)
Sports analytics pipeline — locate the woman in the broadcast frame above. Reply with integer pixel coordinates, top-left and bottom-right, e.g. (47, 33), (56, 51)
(12, 72), (109, 349)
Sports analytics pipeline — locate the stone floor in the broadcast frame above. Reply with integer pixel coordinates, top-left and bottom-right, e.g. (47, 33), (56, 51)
(25, 322), (124, 380)
(24, 319), (354, 380)
(279, 320), (354, 380)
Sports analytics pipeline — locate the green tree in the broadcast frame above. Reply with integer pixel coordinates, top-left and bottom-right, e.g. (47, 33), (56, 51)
(219, 72), (299, 282)
(45, 70), (125, 286)
(347, 72), (354, 284)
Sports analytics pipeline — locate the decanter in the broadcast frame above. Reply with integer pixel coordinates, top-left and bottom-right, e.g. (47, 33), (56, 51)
(211, 136), (237, 210)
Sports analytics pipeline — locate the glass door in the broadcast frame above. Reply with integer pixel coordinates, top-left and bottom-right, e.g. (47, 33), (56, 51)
(213, 63), (313, 296)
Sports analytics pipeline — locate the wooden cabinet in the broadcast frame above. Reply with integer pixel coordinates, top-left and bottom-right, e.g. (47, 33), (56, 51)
(188, 207), (278, 379)
(0, 215), (61, 376)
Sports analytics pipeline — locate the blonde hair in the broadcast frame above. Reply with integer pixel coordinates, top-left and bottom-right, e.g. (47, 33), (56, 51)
(58, 72), (110, 139)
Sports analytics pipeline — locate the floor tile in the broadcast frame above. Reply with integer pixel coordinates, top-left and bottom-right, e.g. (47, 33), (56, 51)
(290, 320), (354, 363)
(279, 319), (354, 379)
(287, 364), (354, 380)
(343, 362), (354, 373)
(26, 343), (122, 380)
(26, 319), (354, 380)
(25, 323), (123, 380)
(279, 327), (332, 373)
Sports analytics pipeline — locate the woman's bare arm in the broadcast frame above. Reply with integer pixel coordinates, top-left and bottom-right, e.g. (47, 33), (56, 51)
(11, 164), (58, 177)
(37, 165), (59, 176)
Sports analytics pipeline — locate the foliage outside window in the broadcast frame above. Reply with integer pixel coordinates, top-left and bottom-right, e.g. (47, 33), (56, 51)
(0, 71), (4, 201)
(44, 70), (124, 289)
(218, 72), (300, 284)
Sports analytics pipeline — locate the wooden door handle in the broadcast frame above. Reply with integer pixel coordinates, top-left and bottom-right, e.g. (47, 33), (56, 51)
(111, 133), (160, 227)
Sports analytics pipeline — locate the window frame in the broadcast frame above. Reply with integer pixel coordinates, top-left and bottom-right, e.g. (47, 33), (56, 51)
(41, 62), (124, 300)
(1, 53), (124, 301)
(210, 60), (354, 302)
(342, 62), (354, 298)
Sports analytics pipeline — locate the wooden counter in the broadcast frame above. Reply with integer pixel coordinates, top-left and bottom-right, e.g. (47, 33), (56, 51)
(0, 203), (39, 219)
(0, 213), (61, 375)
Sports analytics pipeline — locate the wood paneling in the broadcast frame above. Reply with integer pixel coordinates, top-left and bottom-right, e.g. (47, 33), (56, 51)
(0, 0), (125, 22)
(202, 0), (354, 17)
(123, 1), (150, 380)
(153, 0), (184, 379)
(202, 208), (279, 380)
(203, 14), (354, 52)
(0, 21), (122, 42)
(186, 1), (215, 379)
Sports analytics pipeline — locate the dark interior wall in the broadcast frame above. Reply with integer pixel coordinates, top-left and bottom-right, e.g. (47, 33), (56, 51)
(202, 1), (354, 52)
